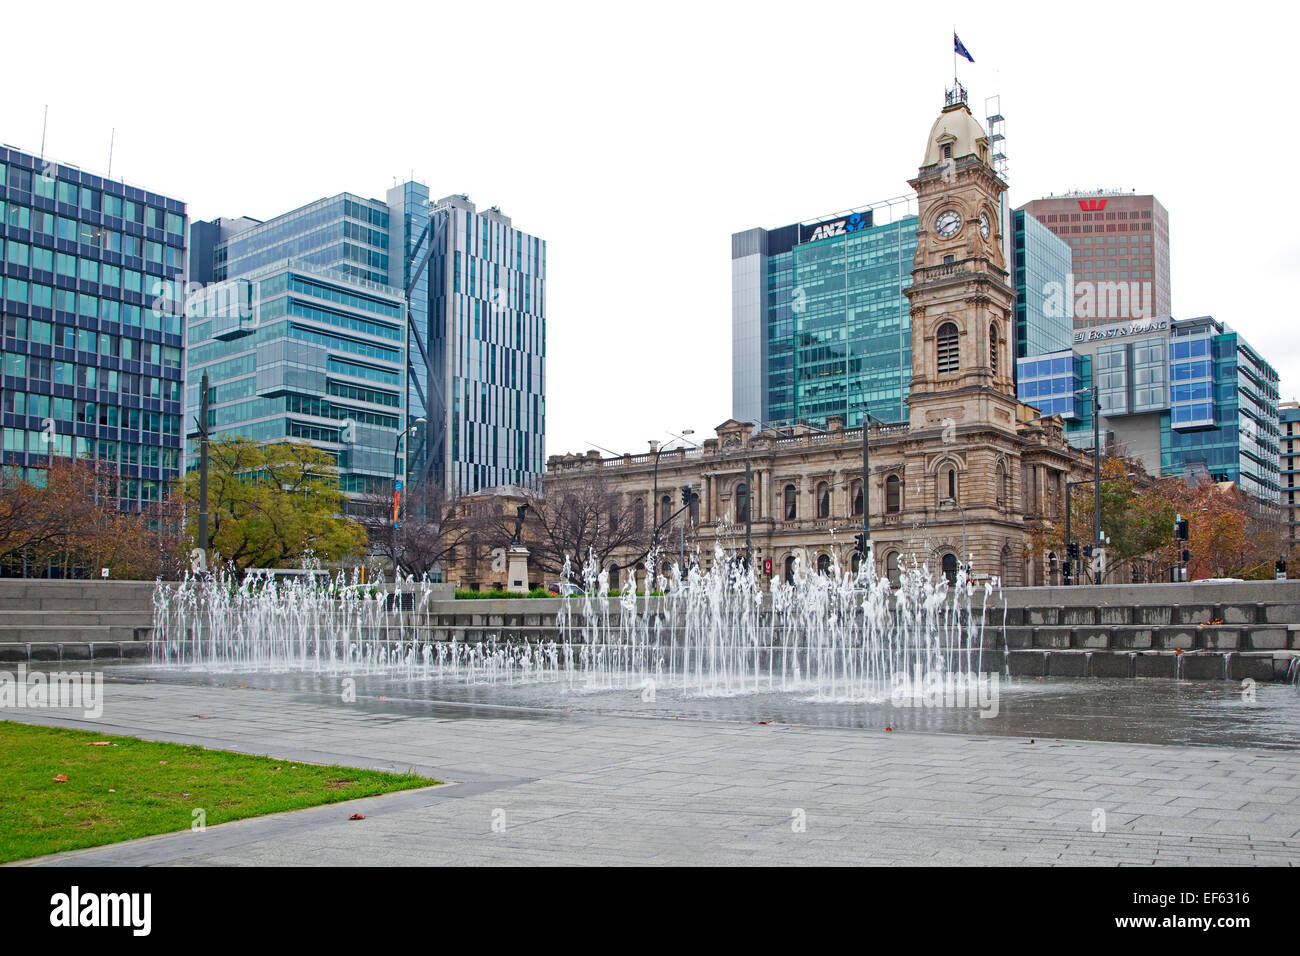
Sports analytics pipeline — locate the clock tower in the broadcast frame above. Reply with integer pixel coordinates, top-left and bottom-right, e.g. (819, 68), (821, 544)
(905, 89), (1018, 435)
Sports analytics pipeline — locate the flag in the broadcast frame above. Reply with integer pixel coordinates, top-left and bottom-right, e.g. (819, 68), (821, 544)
(954, 33), (975, 63)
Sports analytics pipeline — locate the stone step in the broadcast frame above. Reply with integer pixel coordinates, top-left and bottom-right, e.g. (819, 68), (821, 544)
(0, 624), (151, 644)
(0, 641), (153, 662)
(1007, 649), (1278, 681)
(0, 610), (155, 627)
(997, 623), (1293, 652)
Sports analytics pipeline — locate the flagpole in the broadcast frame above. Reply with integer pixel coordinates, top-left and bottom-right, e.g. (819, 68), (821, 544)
(953, 25), (957, 87)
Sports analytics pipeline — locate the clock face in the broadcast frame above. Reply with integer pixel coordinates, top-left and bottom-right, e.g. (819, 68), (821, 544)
(979, 213), (991, 239)
(935, 210), (961, 238)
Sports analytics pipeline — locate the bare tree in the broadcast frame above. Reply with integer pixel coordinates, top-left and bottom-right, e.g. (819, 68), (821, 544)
(494, 475), (650, 578)
(354, 482), (488, 580)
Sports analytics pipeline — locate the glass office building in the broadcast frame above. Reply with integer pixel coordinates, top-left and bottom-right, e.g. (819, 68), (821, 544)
(1164, 316), (1280, 503)
(192, 185), (546, 496)
(0, 145), (186, 510)
(732, 204), (917, 429)
(184, 262), (407, 498)
(1017, 314), (1280, 503)
(1015, 350), (1090, 425)
(1011, 209), (1073, 360)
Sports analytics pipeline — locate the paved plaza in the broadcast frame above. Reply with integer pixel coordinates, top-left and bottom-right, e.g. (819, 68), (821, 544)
(4, 671), (1299, 866)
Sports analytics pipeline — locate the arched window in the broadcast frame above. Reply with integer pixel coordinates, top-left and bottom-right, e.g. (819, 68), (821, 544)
(816, 481), (830, 518)
(735, 482), (749, 524)
(989, 322), (999, 375)
(1048, 551), (1059, 586)
(783, 555), (796, 583)
(1000, 545), (1012, 585)
(633, 498), (644, 531)
(996, 461), (1008, 508)
(660, 494), (673, 527)
(937, 322), (960, 375)
(608, 566), (621, 591)
(886, 551), (901, 587)
(817, 553), (831, 575)
(885, 474), (901, 513)
(688, 492), (699, 525)
(941, 552), (958, 585)
(851, 479), (863, 517)
(946, 467), (957, 502)
(784, 483), (797, 520)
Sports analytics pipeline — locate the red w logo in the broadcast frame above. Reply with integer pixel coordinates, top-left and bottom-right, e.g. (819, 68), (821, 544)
(1078, 199), (1107, 212)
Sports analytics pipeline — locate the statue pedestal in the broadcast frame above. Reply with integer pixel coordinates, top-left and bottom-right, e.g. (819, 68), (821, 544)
(506, 546), (531, 594)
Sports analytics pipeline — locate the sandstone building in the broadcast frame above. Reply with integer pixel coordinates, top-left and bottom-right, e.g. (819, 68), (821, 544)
(540, 90), (1093, 589)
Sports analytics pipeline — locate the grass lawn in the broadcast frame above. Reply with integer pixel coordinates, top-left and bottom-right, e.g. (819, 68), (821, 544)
(0, 721), (439, 863)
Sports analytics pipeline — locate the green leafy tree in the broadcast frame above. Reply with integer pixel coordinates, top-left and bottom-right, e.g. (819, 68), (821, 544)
(182, 437), (367, 571)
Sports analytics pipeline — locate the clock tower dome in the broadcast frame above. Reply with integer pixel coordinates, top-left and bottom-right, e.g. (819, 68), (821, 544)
(904, 90), (1018, 435)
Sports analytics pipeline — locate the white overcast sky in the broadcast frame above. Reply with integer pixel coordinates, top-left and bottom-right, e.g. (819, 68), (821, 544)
(3, 1), (1295, 459)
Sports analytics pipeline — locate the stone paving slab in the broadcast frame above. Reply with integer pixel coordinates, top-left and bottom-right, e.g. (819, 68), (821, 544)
(1, 676), (1298, 866)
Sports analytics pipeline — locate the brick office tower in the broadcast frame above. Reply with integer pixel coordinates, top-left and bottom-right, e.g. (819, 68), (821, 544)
(1018, 192), (1170, 328)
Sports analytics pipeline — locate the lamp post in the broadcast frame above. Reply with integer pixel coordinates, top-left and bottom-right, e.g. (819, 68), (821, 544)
(391, 417), (426, 579)
(1064, 472), (1135, 585)
(849, 405), (890, 565)
(649, 430), (694, 560)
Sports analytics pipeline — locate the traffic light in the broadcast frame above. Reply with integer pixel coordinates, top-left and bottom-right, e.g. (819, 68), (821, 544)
(1181, 549), (1191, 564)
(763, 558), (772, 577)
(1277, 557), (1288, 580)
(1066, 541), (1079, 561)
(680, 485), (692, 507)
(853, 532), (866, 556)
(1062, 562), (1072, 584)
(1175, 517), (1189, 541)
(1083, 544), (1094, 559)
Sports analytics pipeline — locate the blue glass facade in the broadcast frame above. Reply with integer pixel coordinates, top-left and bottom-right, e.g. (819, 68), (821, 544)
(0, 146), (186, 509)
(191, 184), (546, 497)
(733, 208), (916, 428)
(1011, 210), (1073, 360)
(185, 263), (406, 496)
(1015, 350), (1088, 421)
(1164, 317), (1280, 502)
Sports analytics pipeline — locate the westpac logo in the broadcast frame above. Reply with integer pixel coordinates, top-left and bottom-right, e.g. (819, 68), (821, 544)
(805, 212), (871, 243)
(1078, 198), (1107, 212)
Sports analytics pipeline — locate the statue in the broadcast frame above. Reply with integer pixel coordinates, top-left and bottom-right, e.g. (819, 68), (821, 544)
(511, 503), (530, 546)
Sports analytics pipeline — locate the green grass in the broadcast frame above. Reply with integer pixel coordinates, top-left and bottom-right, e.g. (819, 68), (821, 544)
(0, 722), (439, 863)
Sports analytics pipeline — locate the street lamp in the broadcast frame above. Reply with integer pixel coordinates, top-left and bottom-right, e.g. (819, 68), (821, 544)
(650, 430), (695, 559)
(391, 417), (426, 579)
(1063, 471), (1135, 585)
(849, 405), (893, 566)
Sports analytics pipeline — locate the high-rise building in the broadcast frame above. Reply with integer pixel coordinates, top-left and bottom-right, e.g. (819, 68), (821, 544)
(1165, 316), (1279, 503)
(1279, 401), (1300, 556)
(183, 260), (407, 500)
(0, 145), (187, 510)
(191, 185), (546, 496)
(1016, 314), (1281, 504)
(1017, 192), (1170, 327)
(1010, 209), (1073, 359)
(731, 200), (918, 429)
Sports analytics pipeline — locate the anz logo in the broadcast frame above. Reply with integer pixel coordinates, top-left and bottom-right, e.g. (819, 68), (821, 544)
(806, 212), (870, 243)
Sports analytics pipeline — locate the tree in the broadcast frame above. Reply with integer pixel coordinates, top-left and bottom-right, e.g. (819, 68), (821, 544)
(482, 475), (651, 578)
(353, 482), (489, 579)
(182, 437), (366, 571)
(0, 459), (185, 579)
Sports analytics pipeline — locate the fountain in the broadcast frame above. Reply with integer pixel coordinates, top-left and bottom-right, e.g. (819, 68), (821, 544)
(151, 545), (1003, 703)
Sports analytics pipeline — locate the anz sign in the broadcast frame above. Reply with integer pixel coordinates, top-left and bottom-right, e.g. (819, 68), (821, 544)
(801, 210), (873, 243)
